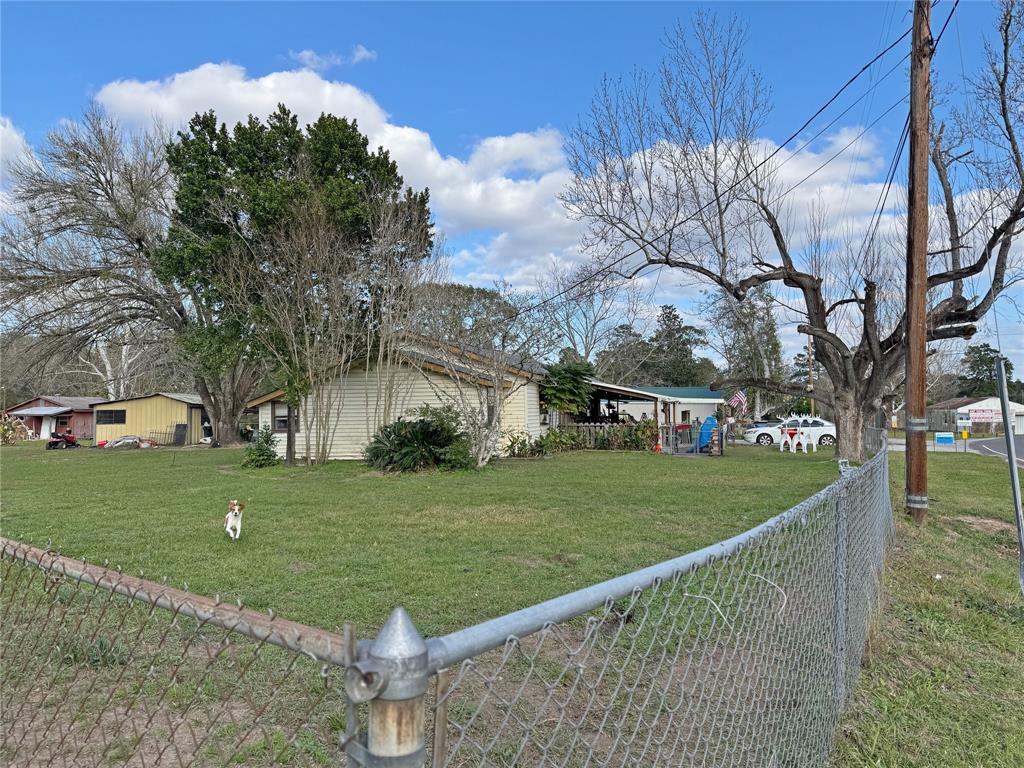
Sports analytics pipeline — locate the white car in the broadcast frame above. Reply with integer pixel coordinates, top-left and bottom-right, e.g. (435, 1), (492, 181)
(744, 416), (837, 447)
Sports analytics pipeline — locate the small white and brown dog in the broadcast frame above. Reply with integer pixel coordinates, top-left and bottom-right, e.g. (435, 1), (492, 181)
(224, 500), (244, 541)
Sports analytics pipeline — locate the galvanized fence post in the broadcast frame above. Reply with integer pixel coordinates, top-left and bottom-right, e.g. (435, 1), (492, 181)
(832, 483), (849, 708)
(345, 607), (429, 768)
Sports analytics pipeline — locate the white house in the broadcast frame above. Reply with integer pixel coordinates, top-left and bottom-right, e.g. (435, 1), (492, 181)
(926, 395), (1024, 433)
(248, 354), (544, 461)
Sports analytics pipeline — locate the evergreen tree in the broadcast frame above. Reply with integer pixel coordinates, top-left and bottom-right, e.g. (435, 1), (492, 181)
(956, 343), (1013, 397)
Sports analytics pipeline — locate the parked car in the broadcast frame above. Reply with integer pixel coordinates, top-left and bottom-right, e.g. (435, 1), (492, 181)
(744, 416), (837, 446)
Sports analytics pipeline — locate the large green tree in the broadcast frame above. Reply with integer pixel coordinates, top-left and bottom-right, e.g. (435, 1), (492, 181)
(160, 105), (431, 441)
(594, 307), (717, 387)
(702, 287), (784, 417)
(956, 343), (1014, 397)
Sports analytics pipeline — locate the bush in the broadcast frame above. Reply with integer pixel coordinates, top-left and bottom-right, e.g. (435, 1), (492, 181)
(505, 430), (535, 458)
(531, 428), (585, 456)
(242, 425), (280, 468)
(365, 407), (473, 472)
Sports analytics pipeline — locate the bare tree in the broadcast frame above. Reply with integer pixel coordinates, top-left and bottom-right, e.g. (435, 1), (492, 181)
(0, 107), (262, 443)
(411, 282), (555, 467)
(535, 260), (655, 366)
(563, 7), (1024, 460)
(219, 188), (367, 465)
(359, 182), (441, 440)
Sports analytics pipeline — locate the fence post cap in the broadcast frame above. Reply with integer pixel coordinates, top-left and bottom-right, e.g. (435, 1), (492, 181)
(370, 607), (429, 700)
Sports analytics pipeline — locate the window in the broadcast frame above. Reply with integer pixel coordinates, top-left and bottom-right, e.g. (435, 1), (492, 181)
(96, 409), (126, 425)
(270, 401), (298, 433)
(56, 415), (70, 428)
(810, 420), (825, 427)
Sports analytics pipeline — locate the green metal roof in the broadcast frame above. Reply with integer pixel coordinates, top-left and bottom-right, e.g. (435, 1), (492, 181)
(635, 386), (724, 401)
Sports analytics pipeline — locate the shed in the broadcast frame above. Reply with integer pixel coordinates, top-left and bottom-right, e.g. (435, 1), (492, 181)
(4, 395), (104, 439)
(926, 395), (1024, 433)
(92, 393), (207, 445)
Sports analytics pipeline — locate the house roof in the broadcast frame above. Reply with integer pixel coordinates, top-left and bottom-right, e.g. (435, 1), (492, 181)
(928, 395), (1024, 411)
(4, 394), (104, 413)
(589, 380), (672, 402)
(47, 395), (106, 410)
(635, 386), (725, 402)
(94, 392), (204, 406)
(10, 406), (73, 417)
(928, 396), (985, 410)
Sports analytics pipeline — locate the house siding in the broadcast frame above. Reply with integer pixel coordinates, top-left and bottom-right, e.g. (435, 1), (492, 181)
(258, 364), (542, 461)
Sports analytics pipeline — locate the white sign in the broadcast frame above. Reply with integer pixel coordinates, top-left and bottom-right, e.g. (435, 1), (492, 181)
(969, 408), (998, 423)
(956, 414), (971, 428)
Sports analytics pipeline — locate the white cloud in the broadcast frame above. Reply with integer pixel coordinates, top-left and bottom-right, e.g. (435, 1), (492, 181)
(94, 62), (577, 288)
(288, 45), (377, 72)
(288, 49), (343, 73)
(1, 115), (32, 189)
(350, 44), (377, 65)
(0, 115), (33, 211)
(90, 60), (1018, 372)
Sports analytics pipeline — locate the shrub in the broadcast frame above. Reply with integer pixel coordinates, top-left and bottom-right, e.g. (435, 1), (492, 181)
(531, 428), (584, 456)
(505, 430), (535, 458)
(242, 425), (280, 468)
(365, 408), (473, 472)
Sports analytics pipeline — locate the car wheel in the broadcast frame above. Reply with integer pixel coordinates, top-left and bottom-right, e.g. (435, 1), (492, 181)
(819, 434), (836, 446)
(756, 433), (774, 446)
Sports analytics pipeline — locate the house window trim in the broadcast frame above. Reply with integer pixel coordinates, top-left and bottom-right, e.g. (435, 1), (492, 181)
(270, 401), (298, 434)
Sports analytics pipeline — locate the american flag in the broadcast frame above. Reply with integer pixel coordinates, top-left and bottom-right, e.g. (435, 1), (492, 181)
(728, 389), (748, 413)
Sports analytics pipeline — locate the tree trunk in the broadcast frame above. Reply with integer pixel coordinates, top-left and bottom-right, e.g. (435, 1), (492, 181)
(833, 396), (867, 462)
(285, 403), (296, 466)
(195, 374), (250, 447)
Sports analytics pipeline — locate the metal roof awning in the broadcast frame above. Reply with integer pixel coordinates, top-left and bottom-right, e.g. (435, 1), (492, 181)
(588, 380), (683, 403)
(10, 406), (72, 417)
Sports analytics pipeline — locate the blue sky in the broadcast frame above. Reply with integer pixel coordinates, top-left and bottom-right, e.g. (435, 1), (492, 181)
(2, 1), (1021, 369)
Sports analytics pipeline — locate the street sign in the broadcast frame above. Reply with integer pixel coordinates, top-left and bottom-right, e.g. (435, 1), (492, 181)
(935, 432), (955, 446)
(956, 414), (971, 428)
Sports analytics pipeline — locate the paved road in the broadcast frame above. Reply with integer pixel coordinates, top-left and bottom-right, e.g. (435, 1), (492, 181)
(972, 435), (1024, 465)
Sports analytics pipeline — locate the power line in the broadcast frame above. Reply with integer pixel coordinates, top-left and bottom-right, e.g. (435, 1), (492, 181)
(854, 0), (960, 269)
(510, 17), (919, 322)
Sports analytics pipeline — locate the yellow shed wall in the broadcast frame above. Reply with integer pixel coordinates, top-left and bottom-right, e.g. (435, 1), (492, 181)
(94, 396), (190, 443)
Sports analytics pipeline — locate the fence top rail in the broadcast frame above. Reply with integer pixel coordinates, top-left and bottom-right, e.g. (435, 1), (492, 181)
(424, 440), (886, 672)
(0, 536), (349, 667)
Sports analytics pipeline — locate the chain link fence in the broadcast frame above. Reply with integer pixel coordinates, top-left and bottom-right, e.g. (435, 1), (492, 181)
(2, 430), (891, 766)
(0, 540), (351, 767)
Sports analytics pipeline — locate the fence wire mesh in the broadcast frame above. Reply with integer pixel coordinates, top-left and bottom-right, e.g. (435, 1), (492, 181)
(429, 432), (892, 767)
(0, 541), (350, 767)
(2, 431), (891, 767)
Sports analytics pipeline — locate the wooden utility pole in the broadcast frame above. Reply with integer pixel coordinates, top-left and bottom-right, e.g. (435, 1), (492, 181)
(905, 0), (932, 523)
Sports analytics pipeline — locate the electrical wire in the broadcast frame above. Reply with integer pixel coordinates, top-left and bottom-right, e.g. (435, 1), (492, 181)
(506, 18), (920, 323)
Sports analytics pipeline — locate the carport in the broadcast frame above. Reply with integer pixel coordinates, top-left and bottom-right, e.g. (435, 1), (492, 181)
(8, 406), (73, 438)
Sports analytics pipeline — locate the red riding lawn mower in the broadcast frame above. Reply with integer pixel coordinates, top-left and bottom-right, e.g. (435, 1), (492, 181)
(46, 431), (81, 450)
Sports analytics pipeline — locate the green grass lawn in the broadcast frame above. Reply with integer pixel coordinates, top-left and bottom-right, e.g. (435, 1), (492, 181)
(836, 451), (1024, 768)
(0, 442), (838, 637)
(3, 442), (1021, 766)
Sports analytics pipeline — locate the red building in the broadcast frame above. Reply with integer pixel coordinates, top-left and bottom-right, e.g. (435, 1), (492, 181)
(4, 395), (105, 439)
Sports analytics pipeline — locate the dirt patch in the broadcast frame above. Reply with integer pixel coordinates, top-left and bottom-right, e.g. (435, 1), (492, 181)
(287, 561), (312, 574)
(953, 515), (1016, 535)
